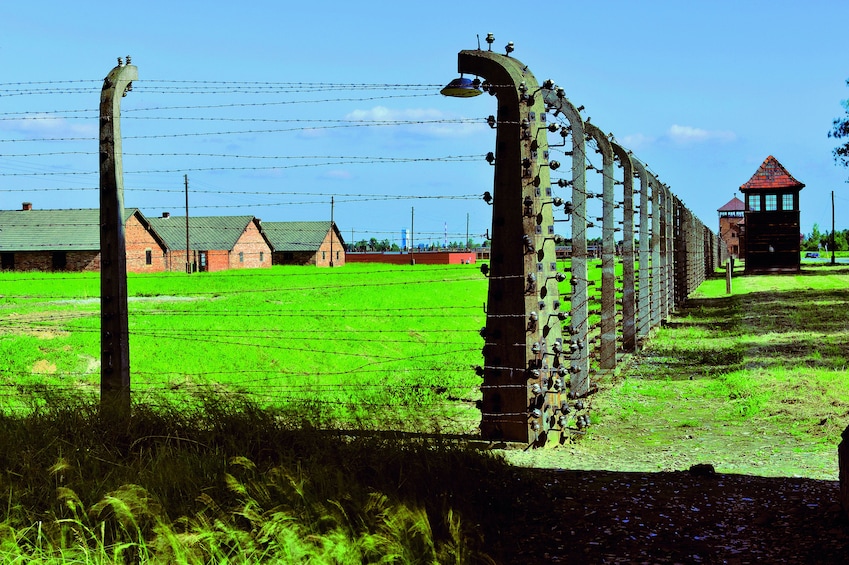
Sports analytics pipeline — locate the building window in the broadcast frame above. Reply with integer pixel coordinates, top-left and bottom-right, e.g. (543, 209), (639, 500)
(782, 193), (794, 211)
(259, 251), (264, 262)
(239, 252), (244, 263)
(322, 251), (326, 261)
(1, 253), (13, 270)
(747, 193), (761, 212)
(765, 194), (777, 211)
(336, 251), (340, 260)
(145, 249), (152, 265)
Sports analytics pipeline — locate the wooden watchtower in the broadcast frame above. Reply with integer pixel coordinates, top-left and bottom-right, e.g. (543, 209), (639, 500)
(717, 195), (745, 259)
(739, 155), (804, 273)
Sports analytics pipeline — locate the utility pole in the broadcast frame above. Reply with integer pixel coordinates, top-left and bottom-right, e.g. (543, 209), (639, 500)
(100, 56), (137, 422)
(330, 196), (335, 267)
(410, 206), (415, 265)
(832, 190), (837, 266)
(185, 174), (191, 273)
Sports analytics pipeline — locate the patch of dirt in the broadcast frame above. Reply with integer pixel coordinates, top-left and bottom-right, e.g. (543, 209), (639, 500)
(31, 359), (57, 374)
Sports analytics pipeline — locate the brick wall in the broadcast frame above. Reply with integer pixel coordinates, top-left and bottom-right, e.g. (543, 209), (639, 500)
(314, 229), (346, 267)
(346, 251), (476, 265)
(9, 251), (100, 272)
(125, 214), (167, 273)
(229, 221), (272, 270)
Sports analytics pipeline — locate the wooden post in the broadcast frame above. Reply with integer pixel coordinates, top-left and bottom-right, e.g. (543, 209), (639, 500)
(330, 196), (335, 268)
(100, 57), (137, 421)
(185, 174), (191, 273)
(726, 257), (733, 294)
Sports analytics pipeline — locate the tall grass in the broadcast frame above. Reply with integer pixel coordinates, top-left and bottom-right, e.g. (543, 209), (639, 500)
(0, 390), (503, 563)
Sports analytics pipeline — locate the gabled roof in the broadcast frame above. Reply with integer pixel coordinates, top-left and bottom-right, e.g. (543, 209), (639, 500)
(0, 207), (143, 252)
(262, 221), (343, 252)
(740, 155), (805, 191)
(147, 215), (260, 251)
(717, 196), (745, 212)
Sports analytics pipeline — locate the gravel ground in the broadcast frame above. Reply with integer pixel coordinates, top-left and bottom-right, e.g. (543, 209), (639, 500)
(482, 465), (848, 564)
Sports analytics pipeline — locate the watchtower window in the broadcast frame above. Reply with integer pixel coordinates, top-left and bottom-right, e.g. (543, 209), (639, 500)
(782, 193), (794, 211)
(765, 194), (777, 211)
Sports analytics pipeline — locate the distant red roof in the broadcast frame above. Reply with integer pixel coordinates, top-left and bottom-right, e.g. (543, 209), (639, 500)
(717, 196), (745, 212)
(740, 155), (804, 191)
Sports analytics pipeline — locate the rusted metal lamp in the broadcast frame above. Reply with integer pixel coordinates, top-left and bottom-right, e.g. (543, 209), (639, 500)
(440, 75), (482, 97)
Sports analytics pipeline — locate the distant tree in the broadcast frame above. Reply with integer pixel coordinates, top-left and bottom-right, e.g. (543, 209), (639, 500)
(801, 223), (823, 252)
(829, 80), (849, 170)
(835, 230), (848, 251)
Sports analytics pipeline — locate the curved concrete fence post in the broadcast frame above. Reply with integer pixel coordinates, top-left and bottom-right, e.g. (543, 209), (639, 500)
(100, 57), (137, 422)
(540, 86), (591, 402)
(457, 48), (564, 444)
(650, 175), (662, 330)
(632, 158), (651, 341)
(611, 143), (635, 352)
(585, 122), (616, 370)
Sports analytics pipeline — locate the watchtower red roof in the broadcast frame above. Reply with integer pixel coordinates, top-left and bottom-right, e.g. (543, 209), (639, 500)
(740, 155), (804, 191)
(717, 196), (745, 212)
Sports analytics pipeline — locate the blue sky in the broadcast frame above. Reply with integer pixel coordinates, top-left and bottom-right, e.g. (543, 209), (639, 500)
(2, 0), (848, 246)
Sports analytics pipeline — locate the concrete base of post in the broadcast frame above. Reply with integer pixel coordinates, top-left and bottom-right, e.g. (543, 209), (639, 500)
(839, 425), (849, 516)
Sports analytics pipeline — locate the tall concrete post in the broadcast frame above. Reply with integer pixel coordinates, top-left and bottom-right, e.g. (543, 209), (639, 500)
(541, 86), (591, 402)
(650, 178), (662, 329)
(100, 57), (137, 421)
(632, 158), (651, 341)
(585, 123), (616, 370)
(612, 143), (635, 352)
(670, 195), (683, 314)
(458, 48), (564, 444)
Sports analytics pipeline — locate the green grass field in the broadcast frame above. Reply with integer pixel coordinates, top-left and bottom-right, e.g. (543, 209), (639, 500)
(504, 263), (849, 479)
(1, 265), (493, 431)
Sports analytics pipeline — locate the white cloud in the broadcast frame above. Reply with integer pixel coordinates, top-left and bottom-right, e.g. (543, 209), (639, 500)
(343, 106), (485, 138)
(3, 114), (95, 138)
(667, 124), (736, 145)
(321, 169), (354, 180)
(619, 133), (656, 151)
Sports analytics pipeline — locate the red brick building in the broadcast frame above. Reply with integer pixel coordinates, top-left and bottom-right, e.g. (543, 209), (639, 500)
(739, 156), (804, 273)
(717, 195), (745, 259)
(0, 204), (166, 272)
(147, 214), (272, 272)
(262, 221), (346, 267)
(346, 251), (476, 265)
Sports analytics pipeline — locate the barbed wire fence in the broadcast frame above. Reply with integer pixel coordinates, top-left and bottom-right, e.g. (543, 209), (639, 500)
(0, 54), (723, 443)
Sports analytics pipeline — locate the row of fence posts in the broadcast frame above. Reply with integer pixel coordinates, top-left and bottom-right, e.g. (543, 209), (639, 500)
(458, 44), (722, 445)
(95, 51), (724, 439)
